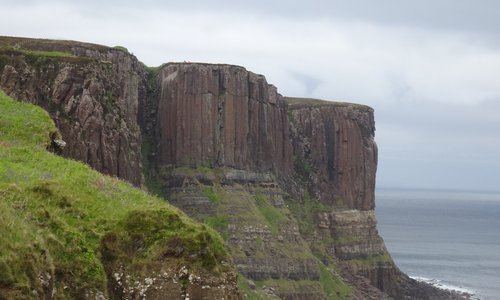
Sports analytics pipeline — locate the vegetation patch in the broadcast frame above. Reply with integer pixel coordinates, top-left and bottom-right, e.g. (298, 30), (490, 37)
(285, 191), (339, 263)
(202, 186), (221, 203)
(294, 156), (314, 181)
(140, 134), (164, 196)
(237, 274), (271, 300)
(0, 90), (231, 298)
(254, 193), (284, 235)
(102, 91), (117, 115)
(0, 90), (58, 148)
(287, 109), (297, 126)
(204, 215), (229, 234)
(318, 263), (352, 299)
(347, 253), (393, 269)
(286, 191), (329, 238)
(21, 49), (75, 58)
(255, 278), (322, 295)
(112, 45), (129, 53)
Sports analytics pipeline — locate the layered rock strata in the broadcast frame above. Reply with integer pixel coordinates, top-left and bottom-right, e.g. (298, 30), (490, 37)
(285, 98), (396, 293)
(0, 36), (143, 185)
(158, 166), (337, 299)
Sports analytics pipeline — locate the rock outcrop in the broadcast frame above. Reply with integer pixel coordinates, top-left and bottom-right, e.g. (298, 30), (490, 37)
(0, 36), (144, 185)
(286, 98), (377, 210)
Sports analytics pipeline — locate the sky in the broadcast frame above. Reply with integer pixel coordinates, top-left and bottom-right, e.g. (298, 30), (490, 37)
(1, 0), (499, 191)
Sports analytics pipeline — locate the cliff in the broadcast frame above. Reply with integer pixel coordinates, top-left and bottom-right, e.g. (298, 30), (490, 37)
(153, 63), (292, 174)
(0, 36), (470, 300)
(0, 36), (144, 185)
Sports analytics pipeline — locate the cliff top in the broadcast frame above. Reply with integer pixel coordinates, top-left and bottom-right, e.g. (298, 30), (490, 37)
(0, 35), (131, 57)
(285, 96), (373, 112)
(165, 61), (249, 70)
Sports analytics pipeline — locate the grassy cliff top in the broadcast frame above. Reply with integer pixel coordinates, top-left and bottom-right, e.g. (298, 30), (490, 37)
(0, 35), (117, 53)
(0, 90), (230, 298)
(285, 96), (373, 111)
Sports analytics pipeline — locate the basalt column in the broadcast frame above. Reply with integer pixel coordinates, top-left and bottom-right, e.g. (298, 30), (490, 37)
(156, 63), (292, 174)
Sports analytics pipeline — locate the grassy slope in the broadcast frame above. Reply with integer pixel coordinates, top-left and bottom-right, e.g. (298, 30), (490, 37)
(164, 167), (352, 299)
(0, 90), (229, 298)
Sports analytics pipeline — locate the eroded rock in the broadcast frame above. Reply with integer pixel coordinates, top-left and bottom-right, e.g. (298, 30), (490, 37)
(0, 36), (144, 185)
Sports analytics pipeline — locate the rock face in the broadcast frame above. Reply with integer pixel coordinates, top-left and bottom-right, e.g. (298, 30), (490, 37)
(284, 98), (401, 296)
(0, 36), (143, 185)
(286, 98), (377, 210)
(155, 63), (292, 174)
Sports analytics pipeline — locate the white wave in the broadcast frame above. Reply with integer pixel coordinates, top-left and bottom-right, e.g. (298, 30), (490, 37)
(410, 276), (478, 297)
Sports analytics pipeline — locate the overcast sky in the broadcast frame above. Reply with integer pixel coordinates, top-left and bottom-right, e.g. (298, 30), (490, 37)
(2, 0), (499, 191)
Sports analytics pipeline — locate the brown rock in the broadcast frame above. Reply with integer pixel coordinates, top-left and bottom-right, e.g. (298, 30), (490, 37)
(0, 36), (144, 185)
(286, 97), (377, 210)
(155, 63), (293, 175)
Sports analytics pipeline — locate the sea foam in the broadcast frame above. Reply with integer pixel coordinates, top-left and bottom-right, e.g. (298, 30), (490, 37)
(411, 276), (478, 299)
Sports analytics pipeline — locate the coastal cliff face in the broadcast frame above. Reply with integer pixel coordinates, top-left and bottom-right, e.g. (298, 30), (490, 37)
(0, 36), (143, 185)
(285, 98), (396, 294)
(286, 98), (377, 210)
(154, 63), (292, 174)
(145, 63), (398, 299)
(1, 36), (468, 300)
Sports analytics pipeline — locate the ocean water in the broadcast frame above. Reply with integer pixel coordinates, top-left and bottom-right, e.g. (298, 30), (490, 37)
(375, 188), (500, 300)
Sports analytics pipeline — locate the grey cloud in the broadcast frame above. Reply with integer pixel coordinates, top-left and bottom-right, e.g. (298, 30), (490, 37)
(288, 71), (322, 95)
(374, 99), (500, 190)
(20, 0), (500, 36)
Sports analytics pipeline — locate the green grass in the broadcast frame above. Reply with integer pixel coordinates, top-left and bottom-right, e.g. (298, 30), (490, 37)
(294, 156), (314, 181)
(252, 278), (318, 296)
(140, 134), (164, 196)
(0, 46), (75, 58)
(0, 90), (231, 298)
(347, 253), (393, 269)
(254, 193), (285, 235)
(0, 90), (58, 148)
(285, 97), (372, 111)
(237, 274), (273, 299)
(318, 263), (352, 299)
(21, 49), (75, 58)
(247, 263), (351, 299)
(202, 186), (221, 203)
(112, 45), (129, 53)
(205, 215), (229, 233)
(286, 191), (330, 238)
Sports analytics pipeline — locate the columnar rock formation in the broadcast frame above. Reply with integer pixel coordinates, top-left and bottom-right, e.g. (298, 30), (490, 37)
(156, 63), (293, 174)
(286, 98), (377, 210)
(149, 63), (404, 298)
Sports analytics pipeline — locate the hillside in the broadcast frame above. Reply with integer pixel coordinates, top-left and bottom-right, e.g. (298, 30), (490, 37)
(0, 90), (238, 299)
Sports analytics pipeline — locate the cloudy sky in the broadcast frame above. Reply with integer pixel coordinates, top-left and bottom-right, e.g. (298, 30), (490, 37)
(2, 0), (499, 191)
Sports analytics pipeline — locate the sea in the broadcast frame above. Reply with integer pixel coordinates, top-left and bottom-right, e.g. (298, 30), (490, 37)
(375, 188), (500, 300)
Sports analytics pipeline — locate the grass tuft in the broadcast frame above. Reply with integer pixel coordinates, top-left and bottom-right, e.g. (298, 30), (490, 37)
(254, 193), (284, 235)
